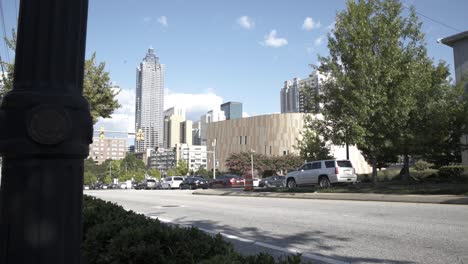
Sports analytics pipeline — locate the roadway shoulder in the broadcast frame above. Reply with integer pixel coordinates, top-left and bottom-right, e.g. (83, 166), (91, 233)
(192, 189), (468, 205)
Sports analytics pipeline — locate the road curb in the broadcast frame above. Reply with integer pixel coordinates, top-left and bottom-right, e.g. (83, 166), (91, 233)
(192, 189), (468, 205)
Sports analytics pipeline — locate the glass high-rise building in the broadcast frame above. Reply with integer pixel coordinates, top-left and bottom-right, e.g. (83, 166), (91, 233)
(220, 101), (243, 120)
(135, 48), (165, 152)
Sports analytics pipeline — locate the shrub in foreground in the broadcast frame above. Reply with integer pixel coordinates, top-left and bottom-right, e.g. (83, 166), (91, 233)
(82, 196), (306, 264)
(438, 165), (468, 183)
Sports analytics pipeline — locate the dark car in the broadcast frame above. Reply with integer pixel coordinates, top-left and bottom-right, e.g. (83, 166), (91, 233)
(108, 183), (121, 189)
(209, 174), (245, 188)
(134, 179), (159, 190)
(259, 176), (285, 188)
(179, 176), (209, 190)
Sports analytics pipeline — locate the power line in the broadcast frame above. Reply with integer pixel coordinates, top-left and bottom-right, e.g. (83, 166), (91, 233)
(402, 3), (462, 33)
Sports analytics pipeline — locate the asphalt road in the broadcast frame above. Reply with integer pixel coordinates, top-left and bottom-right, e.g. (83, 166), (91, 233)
(85, 189), (468, 264)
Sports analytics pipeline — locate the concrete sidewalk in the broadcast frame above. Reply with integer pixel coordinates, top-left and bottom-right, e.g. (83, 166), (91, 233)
(192, 189), (468, 205)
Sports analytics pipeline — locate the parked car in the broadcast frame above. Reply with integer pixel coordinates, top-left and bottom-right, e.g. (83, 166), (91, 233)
(179, 176), (209, 190)
(259, 176), (285, 188)
(285, 159), (357, 188)
(108, 183), (120, 189)
(210, 174), (245, 188)
(252, 178), (260, 187)
(133, 181), (146, 190)
(161, 176), (185, 189)
(144, 179), (158, 189)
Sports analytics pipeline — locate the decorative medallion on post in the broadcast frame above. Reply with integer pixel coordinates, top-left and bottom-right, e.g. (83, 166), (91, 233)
(0, 0), (91, 263)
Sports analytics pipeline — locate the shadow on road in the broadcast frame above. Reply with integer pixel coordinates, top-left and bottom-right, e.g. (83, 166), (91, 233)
(160, 216), (414, 264)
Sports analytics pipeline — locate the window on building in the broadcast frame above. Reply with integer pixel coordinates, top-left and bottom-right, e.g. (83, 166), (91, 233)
(270, 146), (272, 155)
(244, 136), (247, 145)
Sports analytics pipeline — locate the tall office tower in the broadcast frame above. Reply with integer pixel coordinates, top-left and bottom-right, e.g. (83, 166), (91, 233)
(135, 48), (165, 152)
(280, 71), (326, 113)
(220, 101), (243, 120)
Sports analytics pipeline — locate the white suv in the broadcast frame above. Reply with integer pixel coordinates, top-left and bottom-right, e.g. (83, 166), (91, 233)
(285, 160), (357, 188)
(161, 176), (185, 189)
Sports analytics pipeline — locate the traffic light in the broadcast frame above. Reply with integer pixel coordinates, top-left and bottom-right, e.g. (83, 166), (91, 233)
(136, 128), (144, 141)
(99, 127), (105, 139)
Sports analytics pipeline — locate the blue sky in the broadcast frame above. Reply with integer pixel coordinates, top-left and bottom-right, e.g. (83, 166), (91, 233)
(1, 0), (468, 134)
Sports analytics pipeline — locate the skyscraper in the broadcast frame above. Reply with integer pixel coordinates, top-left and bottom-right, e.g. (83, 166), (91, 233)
(220, 101), (243, 120)
(135, 48), (165, 152)
(280, 71), (326, 113)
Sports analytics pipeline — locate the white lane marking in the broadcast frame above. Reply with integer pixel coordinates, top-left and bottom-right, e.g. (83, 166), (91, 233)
(146, 215), (349, 264)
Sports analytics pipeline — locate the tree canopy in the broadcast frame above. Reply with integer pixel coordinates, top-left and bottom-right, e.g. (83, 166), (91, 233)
(306, 0), (467, 182)
(1, 32), (120, 124)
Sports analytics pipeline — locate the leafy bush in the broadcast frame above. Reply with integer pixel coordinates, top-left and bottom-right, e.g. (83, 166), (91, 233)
(438, 165), (468, 183)
(410, 169), (438, 180)
(357, 174), (372, 183)
(377, 169), (401, 182)
(82, 196), (307, 264)
(413, 160), (434, 171)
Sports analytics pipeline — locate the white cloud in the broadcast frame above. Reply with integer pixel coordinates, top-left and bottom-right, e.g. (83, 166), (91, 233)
(262, 30), (288, 48)
(157, 16), (168, 27)
(95, 88), (136, 136)
(94, 88), (226, 140)
(302, 17), (321, 31)
(242, 112), (250, 118)
(165, 90), (224, 120)
(327, 21), (336, 31)
(306, 47), (313, 54)
(237, 16), (255, 30)
(314, 35), (325, 46)
(143, 17), (152, 23)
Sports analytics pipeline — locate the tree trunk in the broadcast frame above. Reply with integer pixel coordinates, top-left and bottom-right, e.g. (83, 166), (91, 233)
(346, 143), (350, 160)
(400, 154), (410, 181)
(372, 162), (378, 185)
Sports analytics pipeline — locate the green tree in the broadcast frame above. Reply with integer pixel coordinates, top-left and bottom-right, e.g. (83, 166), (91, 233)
(120, 153), (145, 173)
(411, 72), (468, 168)
(83, 171), (97, 186)
(195, 167), (209, 178)
(296, 129), (334, 161)
(175, 160), (189, 176)
(147, 168), (161, 179)
(83, 53), (121, 123)
(0, 30), (15, 99)
(273, 155), (304, 175)
(313, 0), (446, 183)
(166, 168), (177, 177)
(225, 152), (254, 176)
(0, 32), (120, 124)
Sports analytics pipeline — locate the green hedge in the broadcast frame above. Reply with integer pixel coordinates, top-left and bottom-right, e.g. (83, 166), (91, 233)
(409, 169), (438, 180)
(82, 196), (306, 264)
(438, 165), (468, 183)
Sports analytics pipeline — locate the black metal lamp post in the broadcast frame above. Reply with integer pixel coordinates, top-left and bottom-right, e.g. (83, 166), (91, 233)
(0, 0), (91, 263)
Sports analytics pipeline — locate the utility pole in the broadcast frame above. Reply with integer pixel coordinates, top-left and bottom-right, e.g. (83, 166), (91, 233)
(212, 139), (217, 179)
(0, 1), (91, 263)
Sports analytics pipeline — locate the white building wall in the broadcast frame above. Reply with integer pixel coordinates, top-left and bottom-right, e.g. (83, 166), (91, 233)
(179, 144), (208, 171)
